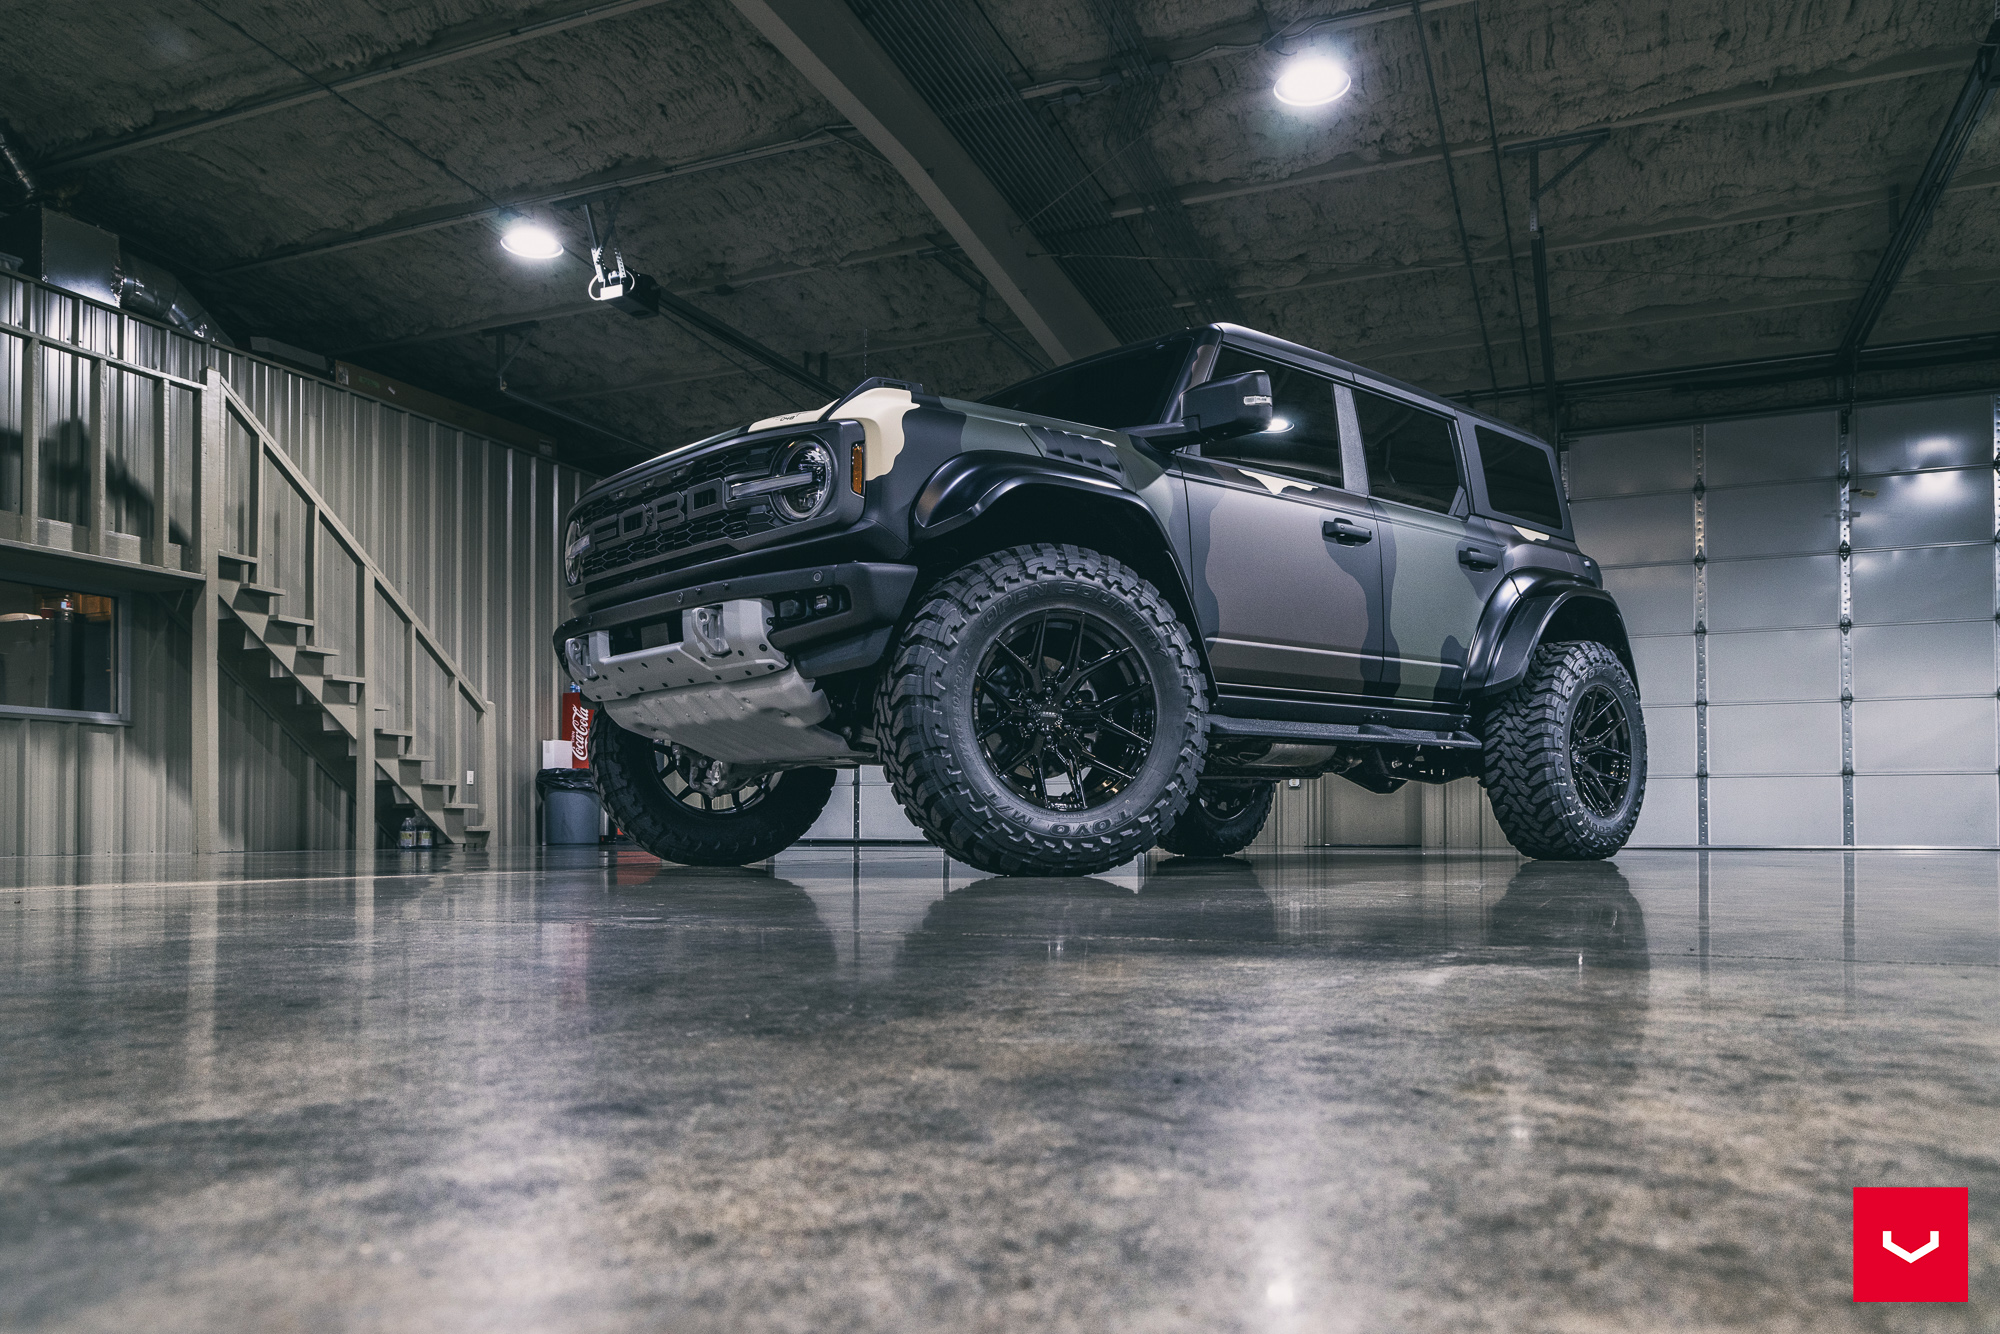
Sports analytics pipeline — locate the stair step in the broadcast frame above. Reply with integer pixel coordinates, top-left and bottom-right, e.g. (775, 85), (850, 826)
(218, 550), (256, 566)
(325, 674), (366, 685)
(293, 644), (338, 658)
(461, 826), (491, 835)
(268, 613), (315, 628)
(420, 779), (454, 789)
(376, 727), (416, 738)
(237, 583), (286, 597)
(443, 802), (480, 811)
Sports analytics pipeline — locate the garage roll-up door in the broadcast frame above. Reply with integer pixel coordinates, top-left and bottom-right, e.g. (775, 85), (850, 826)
(1568, 393), (1999, 847)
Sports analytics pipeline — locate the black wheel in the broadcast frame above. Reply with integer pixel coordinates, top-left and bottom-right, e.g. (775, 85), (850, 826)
(589, 711), (837, 866)
(1482, 640), (1647, 860)
(876, 544), (1207, 876)
(1157, 780), (1275, 857)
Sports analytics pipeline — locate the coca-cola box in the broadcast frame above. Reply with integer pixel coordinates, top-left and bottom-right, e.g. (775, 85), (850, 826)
(559, 690), (591, 768)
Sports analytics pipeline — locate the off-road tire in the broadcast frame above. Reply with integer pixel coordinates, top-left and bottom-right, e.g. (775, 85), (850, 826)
(1482, 640), (1647, 860)
(1157, 780), (1275, 857)
(876, 544), (1207, 876)
(589, 712), (837, 866)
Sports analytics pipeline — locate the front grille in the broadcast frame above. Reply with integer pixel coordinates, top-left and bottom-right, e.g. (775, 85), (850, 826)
(570, 438), (788, 584)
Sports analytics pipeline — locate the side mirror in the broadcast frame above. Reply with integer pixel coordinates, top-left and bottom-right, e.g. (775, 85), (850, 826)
(1129, 371), (1273, 448)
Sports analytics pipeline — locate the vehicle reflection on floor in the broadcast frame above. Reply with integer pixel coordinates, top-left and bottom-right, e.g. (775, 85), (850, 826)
(2, 845), (1994, 1333)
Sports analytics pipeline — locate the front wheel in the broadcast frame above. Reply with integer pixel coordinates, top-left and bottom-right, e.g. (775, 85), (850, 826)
(1482, 640), (1647, 860)
(876, 544), (1208, 876)
(1157, 780), (1275, 857)
(589, 712), (837, 866)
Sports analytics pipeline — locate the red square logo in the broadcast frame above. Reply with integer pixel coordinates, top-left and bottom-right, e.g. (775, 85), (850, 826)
(1852, 1187), (1969, 1302)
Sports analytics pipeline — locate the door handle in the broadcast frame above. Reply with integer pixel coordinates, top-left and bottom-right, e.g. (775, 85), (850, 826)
(1457, 542), (1499, 571)
(1323, 517), (1372, 545)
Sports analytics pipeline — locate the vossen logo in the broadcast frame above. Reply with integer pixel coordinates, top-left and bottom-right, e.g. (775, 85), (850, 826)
(1853, 1187), (1968, 1302)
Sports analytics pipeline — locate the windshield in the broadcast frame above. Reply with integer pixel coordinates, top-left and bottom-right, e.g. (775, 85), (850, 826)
(981, 332), (1199, 430)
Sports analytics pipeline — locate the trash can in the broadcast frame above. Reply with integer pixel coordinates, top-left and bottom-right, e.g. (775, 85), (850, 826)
(537, 766), (601, 844)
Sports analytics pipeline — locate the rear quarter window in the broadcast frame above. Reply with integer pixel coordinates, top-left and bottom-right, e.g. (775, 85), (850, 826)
(1475, 426), (1564, 530)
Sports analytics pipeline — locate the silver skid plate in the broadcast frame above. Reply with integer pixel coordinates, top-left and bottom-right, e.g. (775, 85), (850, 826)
(566, 599), (860, 765)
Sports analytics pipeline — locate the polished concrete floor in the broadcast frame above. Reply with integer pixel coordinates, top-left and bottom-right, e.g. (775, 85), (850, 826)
(2, 845), (1995, 1332)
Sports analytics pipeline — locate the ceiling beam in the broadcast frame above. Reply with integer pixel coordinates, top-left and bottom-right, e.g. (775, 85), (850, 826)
(1838, 15), (2000, 364)
(206, 127), (850, 276)
(37, 0), (674, 171)
(725, 0), (1118, 364)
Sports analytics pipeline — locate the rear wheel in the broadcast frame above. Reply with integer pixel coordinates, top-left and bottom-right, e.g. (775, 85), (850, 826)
(1482, 640), (1646, 859)
(1157, 780), (1275, 857)
(876, 544), (1207, 876)
(589, 712), (836, 866)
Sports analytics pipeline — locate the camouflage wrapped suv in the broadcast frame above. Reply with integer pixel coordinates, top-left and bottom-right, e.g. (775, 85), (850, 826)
(554, 323), (1646, 875)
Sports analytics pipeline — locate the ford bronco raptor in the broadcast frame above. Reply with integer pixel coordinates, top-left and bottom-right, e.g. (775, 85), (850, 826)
(554, 324), (1645, 875)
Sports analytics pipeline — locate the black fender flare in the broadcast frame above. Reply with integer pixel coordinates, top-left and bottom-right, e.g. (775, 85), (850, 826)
(910, 450), (1214, 677)
(913, 451), (1144, 537)
(1466, 574), (1637, 700)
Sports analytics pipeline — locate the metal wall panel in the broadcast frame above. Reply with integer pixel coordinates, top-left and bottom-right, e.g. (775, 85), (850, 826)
(1854, 394), (1991, 474)
(1707, 776), (1845, 845)
(1705, 555), (1840, 630)
(1704, 411), (1836, 485)
(1627, 775), (1698, 845)
(858, 768), (925, 840)
(1853, 775), (1999, 846)
(0, 275), (590, 850)
(1567, 492), (1693, 566)
(1852, 697), (1997, 773)
(1703, 481), (1840, 558)
(1706, 702), (1842, 775)
(1850, 467), (1991, 550)
(1602, 564), (1694, 636)
(1627, 635), (1697, 705)
(0, 596), (191, 856)
(1706, 628), (1842, 702)
(1642, 704), (1698, 776)
(1850, 621), (1994, 698)
(1565, 426), (1693, 498)
(1850, 545), (1992, 625)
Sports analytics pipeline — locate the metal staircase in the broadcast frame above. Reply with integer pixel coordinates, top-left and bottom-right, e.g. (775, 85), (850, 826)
(204, 374), (496, 847)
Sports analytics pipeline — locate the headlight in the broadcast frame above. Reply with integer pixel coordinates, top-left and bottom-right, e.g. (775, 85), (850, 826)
(563, 519), (591, 585)
(772, 438), (835, 522)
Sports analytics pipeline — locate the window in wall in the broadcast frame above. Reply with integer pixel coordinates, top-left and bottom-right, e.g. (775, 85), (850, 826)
(1352, 386), (1463, 514)
(1199, 348), (1345, 488)
(1475, 425), (1564, 530)
(0, 581), (120, 716)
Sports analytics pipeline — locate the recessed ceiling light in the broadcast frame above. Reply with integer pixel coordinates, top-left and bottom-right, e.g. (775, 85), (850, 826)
(1274, 56), (1352, 107)
(501, 221), (565, 260)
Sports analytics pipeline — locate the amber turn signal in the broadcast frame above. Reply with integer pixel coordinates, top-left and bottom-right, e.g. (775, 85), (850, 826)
(850, 442), (865, 493)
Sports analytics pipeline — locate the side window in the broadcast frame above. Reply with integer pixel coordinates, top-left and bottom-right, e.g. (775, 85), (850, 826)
(1352, 386), (1462, 514)
(0, 581), (120, 717)
(1475, 426), (1564, 530)
(1198, 348), (1344, 488)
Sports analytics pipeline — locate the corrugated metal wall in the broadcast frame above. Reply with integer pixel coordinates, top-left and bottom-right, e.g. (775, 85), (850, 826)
(0, 272), (590, 852)
(0, 596), (191, 855)
(1571, 390), (2000, 847)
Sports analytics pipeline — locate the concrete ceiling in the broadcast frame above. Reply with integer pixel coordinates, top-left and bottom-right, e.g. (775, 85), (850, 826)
(2, 0), (1995, 468)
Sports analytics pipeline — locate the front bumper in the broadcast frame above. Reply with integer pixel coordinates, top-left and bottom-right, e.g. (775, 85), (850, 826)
(552, 561), (919, 682)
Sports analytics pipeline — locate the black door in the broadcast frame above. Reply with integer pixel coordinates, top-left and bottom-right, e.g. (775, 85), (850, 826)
(1177, 350), (1382, 698)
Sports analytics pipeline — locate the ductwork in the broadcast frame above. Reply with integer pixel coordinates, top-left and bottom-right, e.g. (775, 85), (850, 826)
(0, 124), (35, 204)
(0, 204), (230, 344)
(118, 249), (228, 344)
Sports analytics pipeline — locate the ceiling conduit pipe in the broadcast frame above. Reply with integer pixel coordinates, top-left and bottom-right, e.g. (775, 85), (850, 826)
(0, 124), (37, 202)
